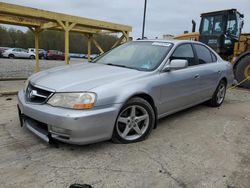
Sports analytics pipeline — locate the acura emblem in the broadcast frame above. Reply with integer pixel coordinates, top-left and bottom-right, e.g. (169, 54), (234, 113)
(29, 90), (37, 99)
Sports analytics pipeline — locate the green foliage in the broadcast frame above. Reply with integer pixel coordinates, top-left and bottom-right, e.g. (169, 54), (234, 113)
(0, 25), (118, 53)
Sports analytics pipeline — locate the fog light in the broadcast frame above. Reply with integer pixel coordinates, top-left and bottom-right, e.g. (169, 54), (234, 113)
(50, 126), (71, 135)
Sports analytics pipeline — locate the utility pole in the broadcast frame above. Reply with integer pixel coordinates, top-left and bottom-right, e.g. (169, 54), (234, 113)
(142, 0), (147, 39)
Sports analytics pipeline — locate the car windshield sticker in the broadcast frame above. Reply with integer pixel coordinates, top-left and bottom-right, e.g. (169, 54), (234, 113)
(152, 42), (171, 47)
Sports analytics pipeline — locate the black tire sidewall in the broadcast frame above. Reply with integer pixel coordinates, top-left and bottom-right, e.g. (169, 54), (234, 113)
(112, 97), (155, 144)
(9, 54), (14, 59)
(235, 55), (250, 88)
(210, 80), (227, 107)
(30, 55), (35, 59)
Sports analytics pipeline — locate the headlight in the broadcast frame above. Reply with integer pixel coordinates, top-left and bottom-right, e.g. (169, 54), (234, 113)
(47, 92), (96, 109)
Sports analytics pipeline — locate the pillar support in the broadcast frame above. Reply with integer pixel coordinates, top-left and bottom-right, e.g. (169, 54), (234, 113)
(64, 21), (69, 64)
(57, 20), (76, 64)
(29, 27), (42, 72)
(87, 34), (92, 62)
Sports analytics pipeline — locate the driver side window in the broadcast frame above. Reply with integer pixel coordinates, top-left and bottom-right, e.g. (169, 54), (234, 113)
(170, 44), (196, 66)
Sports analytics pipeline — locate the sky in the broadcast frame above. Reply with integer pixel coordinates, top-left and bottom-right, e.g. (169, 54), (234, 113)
(1, 0), (250, 39)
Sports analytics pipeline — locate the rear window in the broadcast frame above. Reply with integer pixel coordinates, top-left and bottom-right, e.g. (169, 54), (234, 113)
(193, 44), (213, 64)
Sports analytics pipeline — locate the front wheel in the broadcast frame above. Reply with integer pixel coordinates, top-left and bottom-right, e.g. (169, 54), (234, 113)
(208, 80), (227, 107)
(112, 97), (155, 144)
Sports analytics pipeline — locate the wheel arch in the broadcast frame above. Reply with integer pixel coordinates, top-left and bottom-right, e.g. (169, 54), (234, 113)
(220, 77), (228, 86)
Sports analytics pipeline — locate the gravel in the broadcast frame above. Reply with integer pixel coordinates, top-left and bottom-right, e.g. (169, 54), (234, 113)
(0, 58), (85, 78)
(0, 89), (249, 188)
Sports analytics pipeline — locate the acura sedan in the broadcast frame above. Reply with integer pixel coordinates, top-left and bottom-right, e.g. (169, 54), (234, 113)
(17, 40), (234, 145)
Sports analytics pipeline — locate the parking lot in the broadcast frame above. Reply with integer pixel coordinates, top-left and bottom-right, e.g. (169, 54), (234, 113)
(0, 88), (249, 188)
(0, 58), (84, 78)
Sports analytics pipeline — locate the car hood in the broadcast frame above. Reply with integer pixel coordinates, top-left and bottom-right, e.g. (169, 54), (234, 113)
(30, 63), (146, 92)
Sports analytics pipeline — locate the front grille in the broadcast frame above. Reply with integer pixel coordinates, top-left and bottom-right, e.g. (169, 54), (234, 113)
(26, 83), (53, 104)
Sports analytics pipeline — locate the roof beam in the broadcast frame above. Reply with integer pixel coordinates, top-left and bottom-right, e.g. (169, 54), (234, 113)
(0, 14), (41, 27)
(40, 22), (58, 30)
(0, 2), (132, 32)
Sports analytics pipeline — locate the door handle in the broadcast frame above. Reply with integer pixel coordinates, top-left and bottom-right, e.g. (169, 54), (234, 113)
(194, 74), (200, 79)
(218, 70), (221, 74)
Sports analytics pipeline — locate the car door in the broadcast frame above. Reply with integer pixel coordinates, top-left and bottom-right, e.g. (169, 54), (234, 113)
(158, 43), (202, 115)
(192, 44), (221, 100)
(20, 49), (29, 58)
(54, 51), (59, 59)
(13, 48), (21, 57)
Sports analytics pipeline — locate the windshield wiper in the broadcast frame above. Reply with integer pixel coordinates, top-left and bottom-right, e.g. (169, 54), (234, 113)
(106, 63), (139, 71)
(106, 63), (128, 68)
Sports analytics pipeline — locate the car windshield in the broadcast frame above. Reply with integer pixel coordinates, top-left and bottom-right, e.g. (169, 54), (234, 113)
(93, 41), (173, 71)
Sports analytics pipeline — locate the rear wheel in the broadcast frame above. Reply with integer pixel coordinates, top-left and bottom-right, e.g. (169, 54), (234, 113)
(208, 80), (227, 107)
(235, 55), (250, 89)
(8, 54), (15, 59)
(30, 55), (35, 59)
(112, 97), (155, 144)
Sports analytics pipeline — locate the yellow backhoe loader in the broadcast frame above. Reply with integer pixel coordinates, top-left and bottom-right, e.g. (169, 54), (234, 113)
(175, 9), (250, 88)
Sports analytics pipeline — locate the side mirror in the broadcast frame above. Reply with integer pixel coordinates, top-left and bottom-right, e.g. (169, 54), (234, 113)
(163, 59), (188, 72)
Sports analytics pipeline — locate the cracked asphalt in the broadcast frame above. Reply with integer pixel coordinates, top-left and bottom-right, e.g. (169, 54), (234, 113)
(0, 89), (249, 188)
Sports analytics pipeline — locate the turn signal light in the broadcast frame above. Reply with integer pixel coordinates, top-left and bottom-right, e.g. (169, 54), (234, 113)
(73, 103), (94, 109)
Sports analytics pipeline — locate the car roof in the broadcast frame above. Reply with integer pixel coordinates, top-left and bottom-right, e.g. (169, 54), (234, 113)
(134, 39), (204, 46)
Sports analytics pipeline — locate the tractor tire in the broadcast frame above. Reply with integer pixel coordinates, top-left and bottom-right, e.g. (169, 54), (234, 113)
(235, 55), (250, 89)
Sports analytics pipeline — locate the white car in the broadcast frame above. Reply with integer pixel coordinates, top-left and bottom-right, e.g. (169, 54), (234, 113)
(2, 48), (36, 59)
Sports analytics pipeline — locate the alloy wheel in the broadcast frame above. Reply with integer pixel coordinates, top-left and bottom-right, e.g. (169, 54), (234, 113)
(116, 105), (149, 141)
(216, 83), (226, 104)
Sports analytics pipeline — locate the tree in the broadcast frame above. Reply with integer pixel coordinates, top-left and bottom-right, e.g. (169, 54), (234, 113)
(0, 25), (118, 54)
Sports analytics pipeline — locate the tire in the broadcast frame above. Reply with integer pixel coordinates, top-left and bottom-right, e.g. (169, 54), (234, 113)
(208, 80), (227, 107)
(8, 54), (15, 59)
(30, 55), (35, 59)
(112, 97), (155, 144)
(235, 55), (250, 89)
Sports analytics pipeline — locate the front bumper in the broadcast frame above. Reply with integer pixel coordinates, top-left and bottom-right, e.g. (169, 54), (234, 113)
(18, 90), (121, 145)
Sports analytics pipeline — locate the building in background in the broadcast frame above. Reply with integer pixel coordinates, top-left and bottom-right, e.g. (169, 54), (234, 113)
(162, 34), (174, 40)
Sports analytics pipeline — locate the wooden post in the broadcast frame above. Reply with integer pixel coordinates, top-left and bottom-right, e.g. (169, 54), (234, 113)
(57, 21), (76, 65)
(29, 27), (41, 72)
(34, 29), (40, 72)
(87, 34), (92, 62)
(64, 21), (69, 65)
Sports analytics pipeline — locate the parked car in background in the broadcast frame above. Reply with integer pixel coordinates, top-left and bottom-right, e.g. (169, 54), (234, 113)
(28, 48), (47, 59)
(0, 47), (10, 57)
(18, 40), (234, 145)
(2, 48), (36, 59)
(47, 50), (65, 60)
(83, 54), (98, 60)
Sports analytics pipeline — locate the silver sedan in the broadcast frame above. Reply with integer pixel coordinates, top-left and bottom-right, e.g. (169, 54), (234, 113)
(2, 48), (36, 59)
(17, 40), (234, 145)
